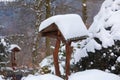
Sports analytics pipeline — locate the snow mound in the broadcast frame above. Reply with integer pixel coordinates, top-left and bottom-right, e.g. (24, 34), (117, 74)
(39, 55), (65, 75)
(22, 69), (120, 80)
(22, 74), (63, 80)
(89, 0), (120, 48)
(0, 76), (3, 80)
(69, 69), (120, 80)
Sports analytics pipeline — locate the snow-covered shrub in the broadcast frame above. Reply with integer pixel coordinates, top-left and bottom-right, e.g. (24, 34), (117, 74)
(75, 0), (120, 75)
(75, 40), (120, 74)
(0, 38), (10, 69)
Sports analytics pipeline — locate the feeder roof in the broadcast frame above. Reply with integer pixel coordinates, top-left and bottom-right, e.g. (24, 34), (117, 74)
(39, 14), (88, 41)
(9, 44), (21, 52)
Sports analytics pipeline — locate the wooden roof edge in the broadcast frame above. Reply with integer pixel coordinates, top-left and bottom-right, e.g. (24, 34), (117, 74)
(39, 23), (66, 41)
(39, 23), (57, 33)
(39, 23), (89, 43)
(66, 35), (89, 42)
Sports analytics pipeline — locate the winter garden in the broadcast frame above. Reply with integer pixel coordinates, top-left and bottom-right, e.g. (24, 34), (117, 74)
(1, 0), (120, 80)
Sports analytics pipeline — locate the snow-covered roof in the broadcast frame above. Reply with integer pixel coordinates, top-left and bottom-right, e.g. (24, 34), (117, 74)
(39, 14), (88, 41)
(8, 44), (21, 52)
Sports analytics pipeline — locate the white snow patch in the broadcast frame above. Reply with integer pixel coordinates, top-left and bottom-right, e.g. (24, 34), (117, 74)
(111, 66), (115, 70)
(85, 39), (102, 52)
(69, 69), (120, 80)
(22, 69), (120, 80)
(94, 29), (114, 48)
(0, 76), (3, 80)
(0, 38), (6, 46)
(39, 55), (65, 75)
(73, 47), (88, 63)
(39, 55), (53, 67)
(22, 74), (63, 80)
(117, 56), (120, 62)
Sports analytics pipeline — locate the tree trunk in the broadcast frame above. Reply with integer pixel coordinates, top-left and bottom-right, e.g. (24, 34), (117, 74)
(45, 0), (51, 56)
(82, 0), (87, 25)
(32, 0), (44, 71)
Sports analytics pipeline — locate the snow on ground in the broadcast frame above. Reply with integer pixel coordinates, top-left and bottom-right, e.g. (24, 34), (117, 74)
(69, 69), (120, 80)
(0, 76), (3, 80)
(39, 55), (65, 75)
(22, 69), (120, 80)
(39, 14), (88, 41)
(21, 74), (63, 80)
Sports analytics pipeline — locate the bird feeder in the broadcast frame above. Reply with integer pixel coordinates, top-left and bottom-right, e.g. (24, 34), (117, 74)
(9, 44), (21, 70)
(39, 14), (88, 80)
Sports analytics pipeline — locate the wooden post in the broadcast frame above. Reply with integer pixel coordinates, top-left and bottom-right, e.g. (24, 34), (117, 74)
(11, 51), (16, 70)
(53, 39), (61, 76)
(11, 51), (17, 80)
(65, 41), (71, 80)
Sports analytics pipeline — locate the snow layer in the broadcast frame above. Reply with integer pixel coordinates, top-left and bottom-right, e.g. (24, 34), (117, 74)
(117, 56), (120, 63)
(39, 55), (65, 75)
(69, 69), (120, 80)
(22, 74), (63, 80)
(22, 69), (120, 80)
(0, 76), (2, 80)
(39, 14), (88, 40)
(0, 38), (6, 46)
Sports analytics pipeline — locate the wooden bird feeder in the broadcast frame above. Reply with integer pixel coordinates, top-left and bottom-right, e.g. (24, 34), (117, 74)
(9, 44), (21, 70)
(39, 14), (88, 80)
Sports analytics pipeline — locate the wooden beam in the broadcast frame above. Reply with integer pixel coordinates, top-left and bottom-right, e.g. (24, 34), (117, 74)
(42, 31), (58, 37)
(53, 39), (61, 76)
(65, 41), (72, 80)
(41, 31), (65, 42)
